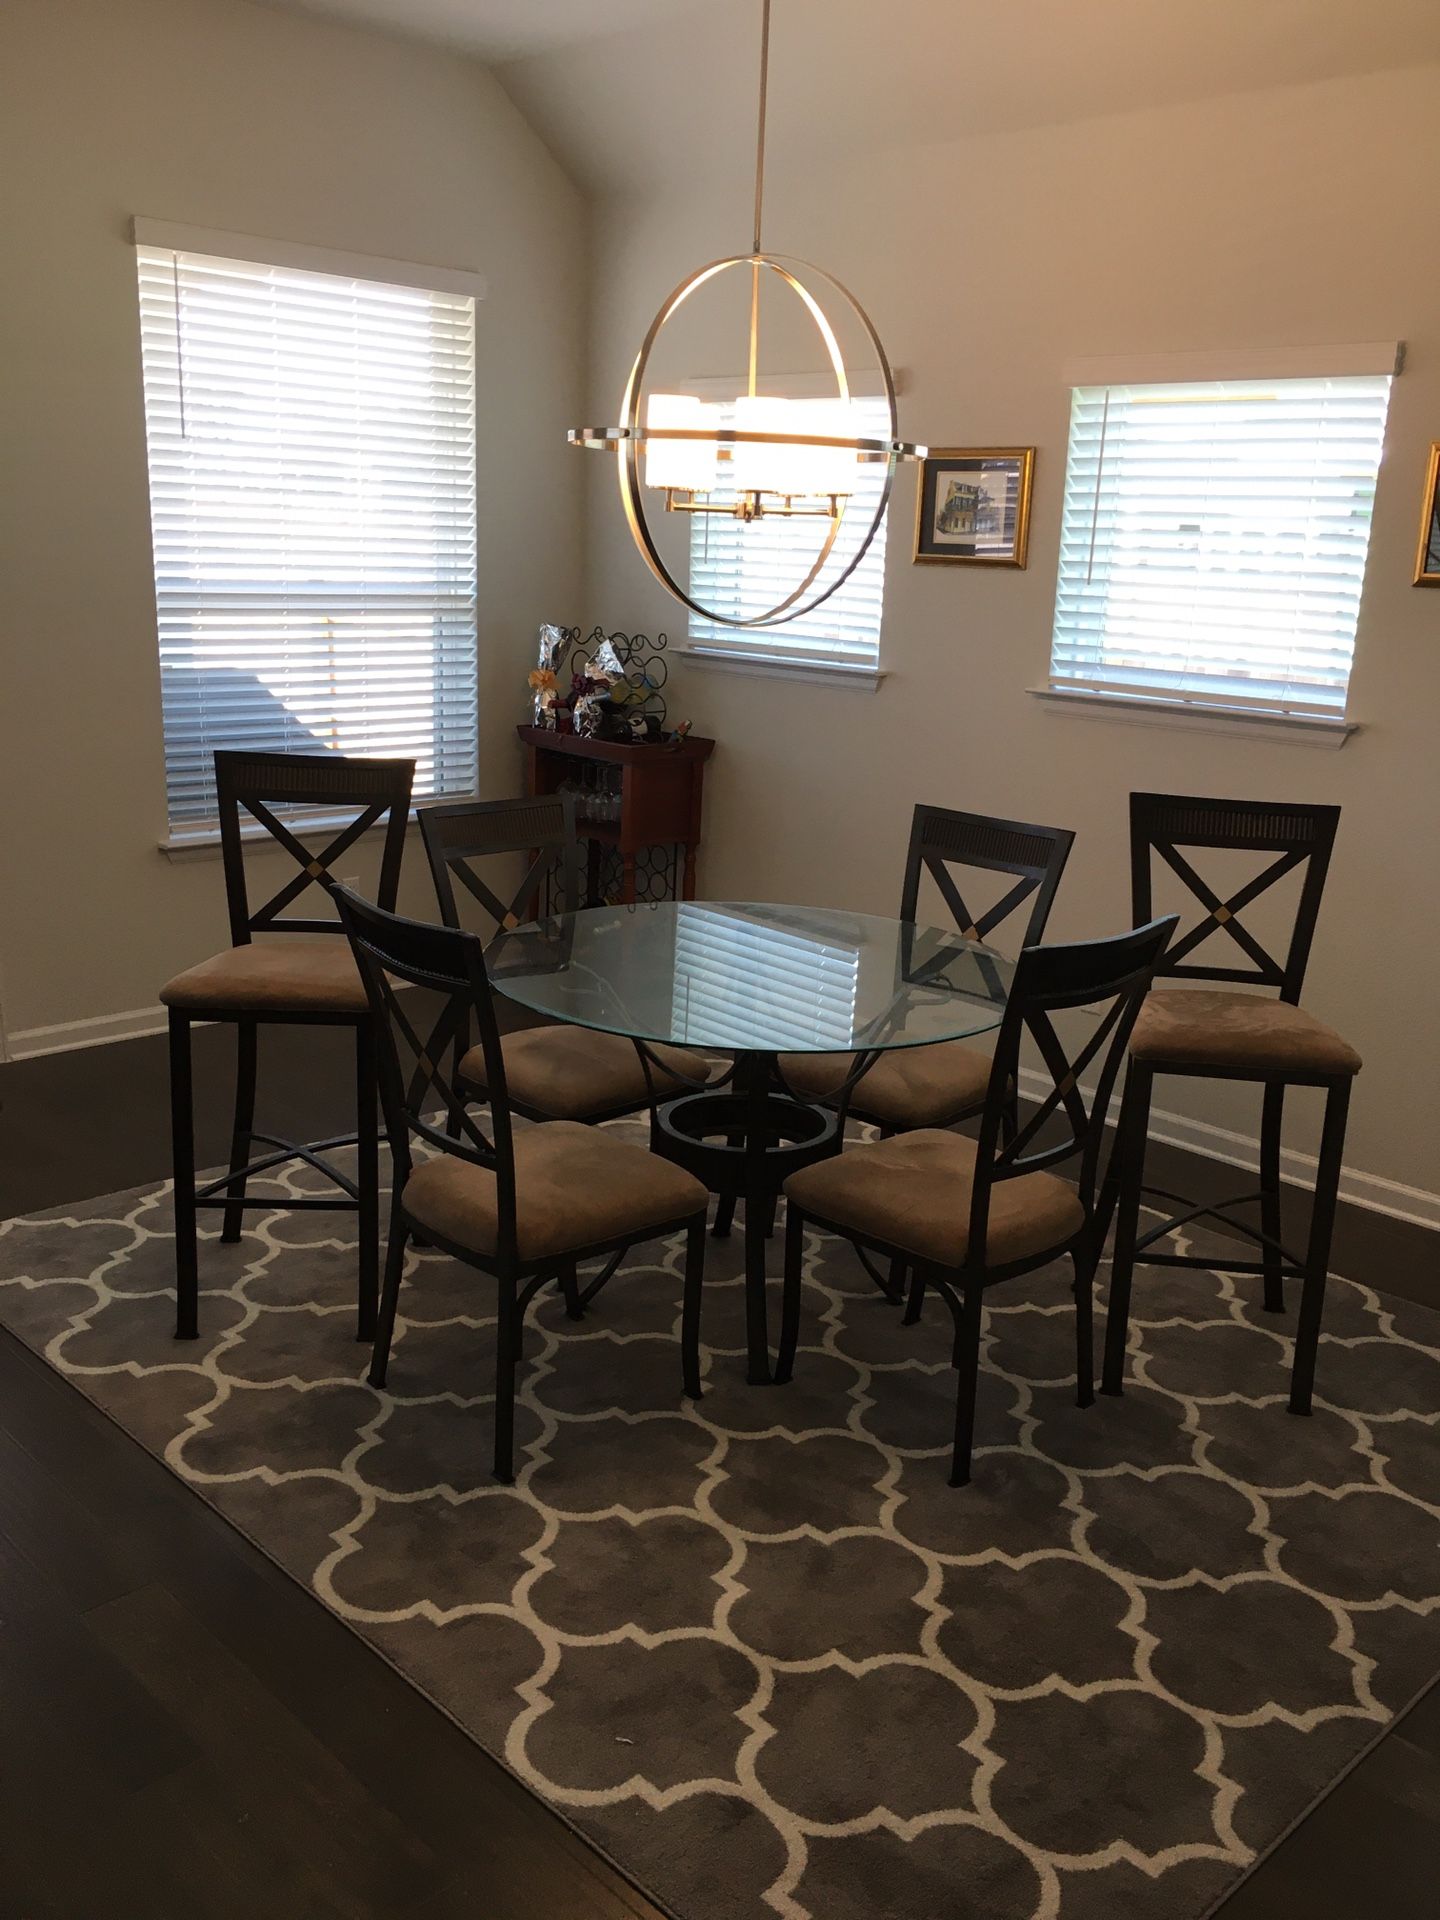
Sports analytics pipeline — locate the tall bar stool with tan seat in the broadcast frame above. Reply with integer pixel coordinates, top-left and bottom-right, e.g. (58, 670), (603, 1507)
(161, 750), (414, 1341)
(1101, 793), (1361, 1416)
(420, 794), (713, 1124)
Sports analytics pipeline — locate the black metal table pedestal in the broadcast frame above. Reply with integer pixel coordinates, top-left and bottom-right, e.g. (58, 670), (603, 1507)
(652, 1052), (839, 1383)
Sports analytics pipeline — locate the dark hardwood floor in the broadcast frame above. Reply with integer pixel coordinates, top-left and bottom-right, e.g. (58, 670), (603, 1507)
(0, 1027), (1435, 1919)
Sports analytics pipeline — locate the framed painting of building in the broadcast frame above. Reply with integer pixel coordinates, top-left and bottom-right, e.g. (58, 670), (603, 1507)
(914, 447), (1034, 567)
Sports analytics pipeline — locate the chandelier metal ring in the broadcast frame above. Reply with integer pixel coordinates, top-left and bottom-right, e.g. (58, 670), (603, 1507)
(571, 251), (922, 629)
(567, 0), (925, 631)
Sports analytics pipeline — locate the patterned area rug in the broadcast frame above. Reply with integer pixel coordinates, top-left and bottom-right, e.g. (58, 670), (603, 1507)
(2, 1132), (1438, 1920)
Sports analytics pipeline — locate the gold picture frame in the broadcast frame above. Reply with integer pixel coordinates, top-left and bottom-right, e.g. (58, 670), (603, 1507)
(1414, 442), (1440, 587)
(913, 447), (1034, 568)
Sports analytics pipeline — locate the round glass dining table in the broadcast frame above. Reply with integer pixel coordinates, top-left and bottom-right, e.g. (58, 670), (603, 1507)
(489, 900), (1016, 1381)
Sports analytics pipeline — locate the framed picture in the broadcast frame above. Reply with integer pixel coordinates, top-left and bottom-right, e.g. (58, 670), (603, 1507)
(1414, 442), (1440, 587)
(914, 447), (1034, 567)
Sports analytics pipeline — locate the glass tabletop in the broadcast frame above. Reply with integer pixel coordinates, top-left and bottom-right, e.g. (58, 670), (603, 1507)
(488, 900), (1015, 1055)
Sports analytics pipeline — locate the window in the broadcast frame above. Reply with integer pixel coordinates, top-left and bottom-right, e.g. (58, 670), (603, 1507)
(686, 393), (891, 672)
(135, 232), (479, 835)
(1050, 374), (1392, 718)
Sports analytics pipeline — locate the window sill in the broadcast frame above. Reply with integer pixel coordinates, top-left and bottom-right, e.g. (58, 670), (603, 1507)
(1028, 686), (1359, 749)
(678, 645), (886, 692)
(157, 803), (455, 860)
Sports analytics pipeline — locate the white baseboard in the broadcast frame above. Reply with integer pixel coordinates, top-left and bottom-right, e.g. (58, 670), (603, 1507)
(5, 1004), (170, 1060)
(1018, 1067), (1440, 1234)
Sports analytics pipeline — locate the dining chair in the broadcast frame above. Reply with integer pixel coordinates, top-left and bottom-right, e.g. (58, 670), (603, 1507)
(160, 750), (414, 1340)
(779, 803), (1075, 1135)
(419, 794), (712, 1123)
(1101, 794), (1361, 1415)
(334, 885), (710, 1482)
(779, 915), (1176, 1486)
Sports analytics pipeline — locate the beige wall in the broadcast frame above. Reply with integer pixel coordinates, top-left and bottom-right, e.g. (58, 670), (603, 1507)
(578, 66), (1440, 1210)
(0, 0), (586, 1047)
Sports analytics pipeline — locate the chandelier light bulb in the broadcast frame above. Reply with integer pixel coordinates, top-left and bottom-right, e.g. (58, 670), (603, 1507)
(644, 394), (721, 493)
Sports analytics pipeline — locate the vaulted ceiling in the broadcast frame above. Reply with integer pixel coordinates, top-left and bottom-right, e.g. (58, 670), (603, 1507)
(259, 0), (1440, 194)
(258, 0), (704, 63)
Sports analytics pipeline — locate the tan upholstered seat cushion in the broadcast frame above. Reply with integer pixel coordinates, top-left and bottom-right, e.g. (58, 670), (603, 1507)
(159, 938), (367, 1014)
(459, 1027), (711, 1121)
(1130, 990), (1361, 1076)
(785, 1129), (1084, 1270)
(402, 1122), (707, 1262)
(781, 1041), (992, 1129)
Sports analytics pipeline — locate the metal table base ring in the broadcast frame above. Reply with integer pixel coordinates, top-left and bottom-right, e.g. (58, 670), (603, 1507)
(654, 1087), (839, 1195)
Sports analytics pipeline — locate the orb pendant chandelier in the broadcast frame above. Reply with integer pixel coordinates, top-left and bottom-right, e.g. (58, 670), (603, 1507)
(568, 0), (926, 629)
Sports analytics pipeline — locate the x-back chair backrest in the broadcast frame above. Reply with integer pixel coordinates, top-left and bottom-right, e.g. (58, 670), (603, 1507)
(1130, 793), (1340, 1004)
(214, 750), (414, 948)
(900, 805), (1076, 951)
(420, 794), (583, 936)
(333, 886), (521, 1265)
(965, 916), (1177, 1266)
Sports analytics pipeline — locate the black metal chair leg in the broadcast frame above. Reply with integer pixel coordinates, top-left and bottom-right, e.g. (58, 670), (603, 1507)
(169, 1009), (199, 1340)
(493, 1275), (519, 1483)
(776, 1201), (805, 1383)
(902, 1265), (926, 1325)
(711, 1130), (743, 1237)
(221, 1018), (258, 1243)
(1289, 1080), (1350, 1416)
(1101, 1064), (1152, 1396)
(681, 1216), (706, 1399)
(1260, 1080), (1286, 1313)
(355, 1021), (380, 1343)
(1073, 1245), (1096, 1408)
(559, 1259), (584, 1321)
(886, 1255), (907, 1306)
(367, 1204), (408, 1388)
(949, 1281), (985, 1487)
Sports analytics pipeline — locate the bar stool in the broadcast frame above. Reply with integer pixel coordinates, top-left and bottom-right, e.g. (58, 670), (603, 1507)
(160, 750), (414, 1340)
(1101, 794), (1361, 1415)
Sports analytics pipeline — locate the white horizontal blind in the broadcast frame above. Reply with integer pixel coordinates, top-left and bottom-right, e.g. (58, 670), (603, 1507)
(688, 394), (890, 664)
(672, 905), (860, 1050)
(1051, 375), (1391, 716)
(136, 242), (479, 830)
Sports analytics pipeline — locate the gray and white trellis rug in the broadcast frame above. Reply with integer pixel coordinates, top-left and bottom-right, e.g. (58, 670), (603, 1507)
(2, 1132), (1437, 1920)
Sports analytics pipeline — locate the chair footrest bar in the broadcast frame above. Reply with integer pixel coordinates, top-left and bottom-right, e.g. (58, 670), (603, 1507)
(1139, 1181), (1265, 1214)
(1134, 1250), (1306, 1277)
(192, 1129), (367, 1204)
(193, 1196), (361, 1214)
(1133, 1189), (1298, 1265)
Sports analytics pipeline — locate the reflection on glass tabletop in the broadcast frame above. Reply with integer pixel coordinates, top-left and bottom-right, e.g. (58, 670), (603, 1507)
(488, 901), (1015, 1055)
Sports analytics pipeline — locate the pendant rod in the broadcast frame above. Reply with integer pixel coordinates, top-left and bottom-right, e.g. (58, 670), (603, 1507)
(747, 0), (771, 398)
(751, 0), (770, 256)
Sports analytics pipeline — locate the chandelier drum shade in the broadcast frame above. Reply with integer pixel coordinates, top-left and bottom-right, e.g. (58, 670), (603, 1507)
(568, 0), (926, 629)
